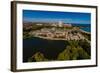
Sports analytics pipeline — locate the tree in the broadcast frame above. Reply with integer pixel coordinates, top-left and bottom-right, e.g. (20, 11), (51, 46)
(28, 52), (48, 62)
(57, 48), (70, 60)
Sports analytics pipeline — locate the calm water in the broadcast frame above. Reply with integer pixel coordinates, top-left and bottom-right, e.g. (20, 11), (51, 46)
(81, 27), (91, 32)
(23, 37), (67, 62)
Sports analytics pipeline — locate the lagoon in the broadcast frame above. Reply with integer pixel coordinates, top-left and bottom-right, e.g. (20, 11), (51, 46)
(81, 27), (91, 32)
(23, 37), (67, 62)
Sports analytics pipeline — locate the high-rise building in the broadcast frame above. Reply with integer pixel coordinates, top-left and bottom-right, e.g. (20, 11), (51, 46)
(58, 21), (63, 27)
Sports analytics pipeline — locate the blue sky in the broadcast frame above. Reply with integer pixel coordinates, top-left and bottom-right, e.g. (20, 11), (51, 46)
(23, 10), (91, 24)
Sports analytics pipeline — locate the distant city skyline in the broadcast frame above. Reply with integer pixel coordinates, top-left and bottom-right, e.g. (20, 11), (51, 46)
(23, 10), (91, 24)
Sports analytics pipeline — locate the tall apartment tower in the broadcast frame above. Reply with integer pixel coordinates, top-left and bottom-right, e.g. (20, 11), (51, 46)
(58, 21), (63, 27)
